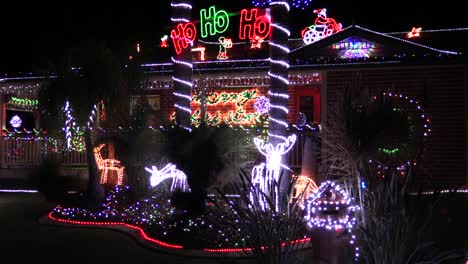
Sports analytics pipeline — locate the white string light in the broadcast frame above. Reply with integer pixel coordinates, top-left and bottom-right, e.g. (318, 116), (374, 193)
(269, 1), (290, 11)
(63, 101), (74, 150)
(269, 116), (289, 128)
(171, 76), (193, 87)
(268, 71), (289, 85)
(268, 58), (290, 68)
(171, 57), (193, 68)
(86, 104), (98, 129)
(251, 134), (297, 210)
(145, 163), (191, 192)
(269, 104), (289, 113)
(174, 104), (192, 113)
(269, 42), (290, 53)
(170, 2), (192, 9)
(268, 90), (289, 99)
(268, 132), (288, 141)
(170, 17), (190, 23)
(271, 23), (291, 36)
(173, 92), (192, 101)
(386, 27), (468, 35)
(355, 25), (460, 55)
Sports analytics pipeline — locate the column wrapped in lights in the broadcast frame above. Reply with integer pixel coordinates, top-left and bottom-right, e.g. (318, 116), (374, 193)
(171, 0), (193, 128)
(268, 0), (290, 194)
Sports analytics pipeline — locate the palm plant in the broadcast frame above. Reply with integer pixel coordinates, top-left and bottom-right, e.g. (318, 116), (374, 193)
(356, 166), (464, 264)
(39, 40), (127, 205)
(210, 171), (312, 264)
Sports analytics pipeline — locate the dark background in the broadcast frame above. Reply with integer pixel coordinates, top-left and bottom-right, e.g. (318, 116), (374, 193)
(0, 0), (465, 72)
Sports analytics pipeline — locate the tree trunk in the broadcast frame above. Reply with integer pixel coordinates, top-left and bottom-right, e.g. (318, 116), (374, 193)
(268, 1), (290, 195)
(84, 128), (104, 206)
(172, 0), (193, 127)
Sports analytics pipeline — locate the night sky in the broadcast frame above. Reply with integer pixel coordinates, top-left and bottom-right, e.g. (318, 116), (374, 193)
(1, 1), (465, 73)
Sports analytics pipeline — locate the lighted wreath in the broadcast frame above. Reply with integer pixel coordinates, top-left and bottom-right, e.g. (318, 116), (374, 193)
(363, 92), (430, 178)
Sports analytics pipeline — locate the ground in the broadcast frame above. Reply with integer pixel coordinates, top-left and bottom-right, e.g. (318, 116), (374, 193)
(0, 193), (250, 263)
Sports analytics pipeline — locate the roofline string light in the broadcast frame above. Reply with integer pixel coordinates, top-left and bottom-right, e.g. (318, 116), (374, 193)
(355, 25), (460, 55)
(385, 27), (468, 35)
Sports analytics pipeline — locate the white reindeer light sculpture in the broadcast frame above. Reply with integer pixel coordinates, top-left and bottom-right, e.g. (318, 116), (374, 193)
(251, 134), (297, 210)
(145, 163), (191, 192)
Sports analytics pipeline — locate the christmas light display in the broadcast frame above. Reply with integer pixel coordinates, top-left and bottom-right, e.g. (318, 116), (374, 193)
(368, 92), (431, 179)
(304, 181), (360, 261)
(251, 0), (271, 6)
(254, 96), (270, 114)
(87, 104), (98, 129)
(298, 112), (307, 126)
(304, 181), (359, 230)
(302, 8), (342, 45)
(407, 27), (422, 38)
(94, 144), (125, 186)
(251, 134), (297, 209)
(267, 0), (290, 141)
(49, 184), (313, 252)
(191, 46), (206, 60)
(8, 97), (38, 107)
(292, 0), (313, 10)
(217, 37), (232, 60)
(9, 115), (22, 128)
(170, 22), (197, 55)
(291, 176), (318, 205)
(190, 89), (262, 125)
(239, 8), (271, 47)
(136, 43), (141, 53)
(355, 25), (459, 55)
(63, 101), (75, 150)
(171, 1), (194, 129)
(200, 6), (230, 38)
(331, 38), (376, 58)
(145, 163), (191, 192)
(160, 35), (169, 47)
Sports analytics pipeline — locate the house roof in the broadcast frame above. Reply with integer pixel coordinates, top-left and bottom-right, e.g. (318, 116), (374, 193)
(289, 25), (460, 59)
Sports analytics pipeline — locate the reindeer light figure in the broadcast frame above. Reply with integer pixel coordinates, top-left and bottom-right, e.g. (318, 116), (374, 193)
(145, 163), (190, 192)
(251, 134), (297, 210)
(94, 144), (125, 186)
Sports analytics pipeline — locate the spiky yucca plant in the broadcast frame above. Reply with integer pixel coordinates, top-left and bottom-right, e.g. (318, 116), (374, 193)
(210, 171), (312, 264)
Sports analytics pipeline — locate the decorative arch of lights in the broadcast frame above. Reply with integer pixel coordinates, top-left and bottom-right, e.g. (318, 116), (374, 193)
(145, 163), (191, 192)
(251, 134), (297, 210)
(304, 180), (360, 261)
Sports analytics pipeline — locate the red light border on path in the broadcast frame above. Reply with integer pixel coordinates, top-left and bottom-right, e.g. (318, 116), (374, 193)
(48, 212), (311, 253)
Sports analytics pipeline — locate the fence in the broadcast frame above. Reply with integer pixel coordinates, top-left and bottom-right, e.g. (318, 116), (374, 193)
(0, 137), (87, 168)
(1, 131), (318, 172)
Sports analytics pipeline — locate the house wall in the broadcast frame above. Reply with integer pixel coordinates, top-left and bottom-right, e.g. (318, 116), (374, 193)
(326, 64), (467, 187)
